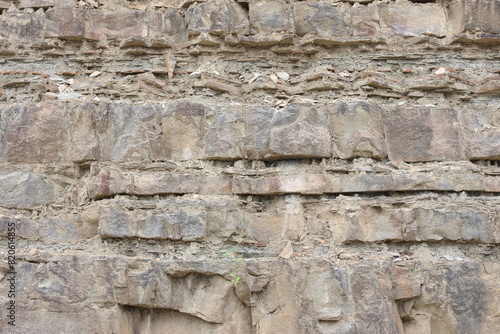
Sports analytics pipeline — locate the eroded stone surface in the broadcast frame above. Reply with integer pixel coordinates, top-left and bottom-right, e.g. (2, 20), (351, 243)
(2, 255), (498, 334)
(45, 7), (85, 39)
(460, 0), (500, 34)
(328, 101), (386, 159)
(246, 104), (332, 160)
(294, 3), (348, 37)
(0, 171), (55, 208)
(384, 108), (464, 162)
(379, 3), (446, 37)
(187, 0), (249, 36)
(250, 0), (292, 34)
(0, 1), (499, 334)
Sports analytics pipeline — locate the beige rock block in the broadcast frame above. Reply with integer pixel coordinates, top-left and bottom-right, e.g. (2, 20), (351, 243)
(249, 0), (293, 34)
(379, 3), (446, 37)
(134, 172), (233, 195)
(138, 211), (207, 241)
(0, 12), (44, 42)
(384, 107), (464, 162)
(13, 309), (117, 334)
(304, 260), (351, 317)
(147, 10), (188, 42)
(186, 0), (249, 35)
(327, 101), (387, 159)
(88, 167), (132, 198)
(97, 103), (163, 162)
(294, 2), (348, 37)
(89, 167), (233, 197)
(402, 208), (495, 243)
(349, 265), (405, 334)
(485, 176), (500, 192)
(45, 7), (85, 39)
(39, 215), (81, 243)
(0, 1), (12, 9)
(244, 196), (305, 242)
(204, 105), (245, 160)
(351, 4), (379, 36)
(68, 102), (100, 162)
(81, 205), (100, 238)
(391, 173), (485, 192)
(250, 262), (303, 333)
(451, 0), (500, 34)
(390, 265), (421, 301)
(161, 101), (205, 161)
(327, 207), (402, 243)
(1, 103), (69, 163)
(466, 131), (500, 160)
(19, 0), (74, 8)
(245, 104), (332, 160)
(0, 172), (56, 209)
(86, 10), (147, 40)
(267, 104), (332, 159)
(339, 174), (394, 193)
(233, 173), (339, 195)
(98, 206), (136, 238)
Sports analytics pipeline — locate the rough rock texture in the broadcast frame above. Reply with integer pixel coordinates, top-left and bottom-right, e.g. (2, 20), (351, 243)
(0, 0), (499, 333)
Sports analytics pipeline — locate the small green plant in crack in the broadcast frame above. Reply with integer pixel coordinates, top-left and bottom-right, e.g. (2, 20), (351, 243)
(224, 220), (248, 286)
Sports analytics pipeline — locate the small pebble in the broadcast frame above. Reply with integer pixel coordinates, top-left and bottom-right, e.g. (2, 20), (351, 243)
(276, 72), (289, 81)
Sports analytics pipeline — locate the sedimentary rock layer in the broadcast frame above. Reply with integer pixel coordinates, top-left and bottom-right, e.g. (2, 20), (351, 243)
(0, 0), (499, 333)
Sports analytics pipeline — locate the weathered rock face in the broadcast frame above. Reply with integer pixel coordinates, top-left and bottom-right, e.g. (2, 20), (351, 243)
(0, 0), (499, 333)
(384, 107), (464, 162)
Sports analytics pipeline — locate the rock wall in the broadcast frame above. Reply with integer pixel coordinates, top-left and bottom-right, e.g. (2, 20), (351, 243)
(0, 0), (499, 333)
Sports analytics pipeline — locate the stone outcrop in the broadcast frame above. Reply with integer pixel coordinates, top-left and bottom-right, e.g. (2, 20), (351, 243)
(0, 0), (499, 333)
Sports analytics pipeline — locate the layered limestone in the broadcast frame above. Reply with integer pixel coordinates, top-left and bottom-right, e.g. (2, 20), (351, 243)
(0, 0), (499, 333)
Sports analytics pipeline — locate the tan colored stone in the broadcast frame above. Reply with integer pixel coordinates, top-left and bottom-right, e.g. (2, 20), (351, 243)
(305, 198), (498, 244)
(466, 131), (500, 160)
(303, 260), (350, 324)
(390, 265), (421, 301)
(351, 4), (379, 36)
(97, 103), (163, 162)
(294, 3), (348, 37)
(249, 0), (292, 34)
(391, 173), (485, 192)
(161, 101), (205, 161)
(86, 10), (146, 40)
(45, 7), (85, 39)
(451, 0), (500, 35)
(68, 102), (100, 162)
(39, 215), (81, 243)
(0, 1), (11, 9)
(98, 206), (136, 238)
(327, 101), (387, 159)
(402, 208), (495, 243)
(384, 108), (464, 162)
(379, 3), (446, 37)
(186, 0), (249, 36)
(1, 103), (69, 163)
(245, 104), (332, 160)
(19, 0), (74, 8)
(89, 168), (233, 198)
(0, 12), (44, 42)
(148, 10), (188, 42)
(0, 171), (55, 209)
(339, 174), (394, 193)
(350, 265), (405, 334)
(233, 173), (339, 195)
(484, 176), (500, 192)
(204, 105), (245, 160)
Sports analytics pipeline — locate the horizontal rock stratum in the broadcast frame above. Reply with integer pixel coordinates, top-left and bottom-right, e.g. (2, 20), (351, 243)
(0, 0), (499, 334)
